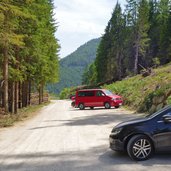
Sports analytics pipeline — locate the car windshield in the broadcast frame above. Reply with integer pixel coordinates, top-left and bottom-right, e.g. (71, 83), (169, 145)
(145, 106), (171, 118)
(104, 90), (113, 96)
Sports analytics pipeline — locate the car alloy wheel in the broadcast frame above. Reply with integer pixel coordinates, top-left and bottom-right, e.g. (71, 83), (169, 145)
(79, 103), (85, 110)
(105, 102), (111, 109)
(127, 135), (153, 161)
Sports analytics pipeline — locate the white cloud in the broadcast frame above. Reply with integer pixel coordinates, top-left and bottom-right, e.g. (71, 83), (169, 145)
(54, 0), (126, 58)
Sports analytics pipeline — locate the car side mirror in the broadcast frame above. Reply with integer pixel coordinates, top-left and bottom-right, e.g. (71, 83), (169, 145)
(163, 114), (171, 123)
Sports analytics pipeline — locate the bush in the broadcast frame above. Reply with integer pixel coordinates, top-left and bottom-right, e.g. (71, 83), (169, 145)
(59, 87), (76, 99)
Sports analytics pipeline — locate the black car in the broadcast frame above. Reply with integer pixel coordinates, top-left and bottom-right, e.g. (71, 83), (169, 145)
(109, 105), (171, 161)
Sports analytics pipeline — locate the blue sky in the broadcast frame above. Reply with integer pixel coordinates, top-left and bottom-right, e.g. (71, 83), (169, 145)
(54, 0), (126, 58)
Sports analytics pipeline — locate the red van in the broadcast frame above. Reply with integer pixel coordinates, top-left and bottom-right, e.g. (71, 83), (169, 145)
(73, 89), (123, 110)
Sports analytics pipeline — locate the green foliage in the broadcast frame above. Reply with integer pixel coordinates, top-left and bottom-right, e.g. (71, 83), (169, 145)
(85, 0), (171, 86)
(141, 83), (171, 112)
(167, 96), (171, 105)
(47, 38), (101, 94)
(153, 57), (160, 67)
(103, 63), (171, 112)
(0, 0), (59, 85)
(59, 87), (73, 100)
(82, 62), (97, 85)
(0, 0), (60, 113)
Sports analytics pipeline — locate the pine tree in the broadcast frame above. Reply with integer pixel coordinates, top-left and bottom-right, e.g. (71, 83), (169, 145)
(125, 0), (150, 74)
(0, 0), (60, 113)
(157, 0), (171, 64)
(0, 0), (25, 113)
(95, 24), (111, 83)
(148, 0), (160, 66)
(109, 3), (126, 80)
(137, 0), (150, 67)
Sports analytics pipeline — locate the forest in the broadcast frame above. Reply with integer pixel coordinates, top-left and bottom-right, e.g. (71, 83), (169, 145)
(47, 38), (100, 95)
(0, 0), (59, 114)
(83, 0), (171, 85)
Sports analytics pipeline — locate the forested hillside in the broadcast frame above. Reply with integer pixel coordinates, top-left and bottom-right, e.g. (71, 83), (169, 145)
(48, 38), (100, 94)
(83, 0), (171, 85)
(0, 0), (59, 114)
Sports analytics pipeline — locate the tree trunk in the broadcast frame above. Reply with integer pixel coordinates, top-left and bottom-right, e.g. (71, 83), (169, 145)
(14, 47), (20, 113)
(11, 82), (15, 114)
(39, 86), (41, 105)
(22, 81), (28, 107)
(19, 82), (22, 108)
(3, 46), (9, 113)
(117, 51), (122, 80)
(14, 82), (19, 113)
(41, 83), (44, 103)
(134, 34), (140, 75)
(28, 81), (31, 106)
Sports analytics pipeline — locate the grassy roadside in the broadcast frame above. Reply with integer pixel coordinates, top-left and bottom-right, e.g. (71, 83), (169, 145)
(103, 63), (171, 113)
(0, 102), (50, 128)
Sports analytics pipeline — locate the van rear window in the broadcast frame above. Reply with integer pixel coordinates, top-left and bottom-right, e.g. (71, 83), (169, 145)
(78, 91), (94, 97)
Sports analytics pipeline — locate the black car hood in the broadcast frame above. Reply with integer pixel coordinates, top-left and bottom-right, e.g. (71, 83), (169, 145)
(115, 117), (148, 128)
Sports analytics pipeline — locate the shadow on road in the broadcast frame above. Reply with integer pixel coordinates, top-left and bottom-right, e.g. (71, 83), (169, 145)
(58, 113), (139, 126)
(0, 145), (171, 171)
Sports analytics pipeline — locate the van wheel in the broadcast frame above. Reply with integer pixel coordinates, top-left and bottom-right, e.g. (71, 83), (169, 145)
(71, 102), (75, 107)
(79, 103), (85, 110)
(104, 102), (111, 109)
(127, 135), (154, 161)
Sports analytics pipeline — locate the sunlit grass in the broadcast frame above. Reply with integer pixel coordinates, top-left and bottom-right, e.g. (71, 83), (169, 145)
(104, 63), (171, 113)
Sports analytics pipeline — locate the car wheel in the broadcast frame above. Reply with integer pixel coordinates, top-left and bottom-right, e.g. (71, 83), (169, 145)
(71, 102), (75, 107)
(127, 135), (153, 161)
(90, 107), (94, 109)
(104, 102), (111, 109)
(79, 103), (85, 110)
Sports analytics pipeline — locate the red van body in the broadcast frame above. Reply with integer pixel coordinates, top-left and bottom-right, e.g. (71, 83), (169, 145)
(73, 89), (123, 110)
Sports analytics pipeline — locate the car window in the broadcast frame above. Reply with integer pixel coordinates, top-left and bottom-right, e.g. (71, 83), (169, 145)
(146, 106), (171, 119)
(96, 91), (104, 96)
(165, 112), (171, 116)
(104, 90), (113, 96)
(156, 111), (171, 123)
(78, 91), (94, 97)
(85, 91), (94, 96)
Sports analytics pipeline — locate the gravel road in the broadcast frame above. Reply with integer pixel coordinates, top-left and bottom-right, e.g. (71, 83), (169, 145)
(0, 100), (171, 171)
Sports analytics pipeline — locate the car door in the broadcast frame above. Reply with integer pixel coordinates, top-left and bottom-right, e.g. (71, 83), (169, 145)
(94, 90), (106, 106)
(84, 91), (95, 107)
(154, 110), (171, 151)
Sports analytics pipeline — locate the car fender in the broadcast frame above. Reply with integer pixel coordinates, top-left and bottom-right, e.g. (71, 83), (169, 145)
(123, 131), (155, 150)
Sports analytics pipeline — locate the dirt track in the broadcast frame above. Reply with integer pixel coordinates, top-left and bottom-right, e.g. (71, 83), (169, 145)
(0, 100), (171, 171)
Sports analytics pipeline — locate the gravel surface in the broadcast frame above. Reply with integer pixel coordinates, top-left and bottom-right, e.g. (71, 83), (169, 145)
(0, 100), (171, 171)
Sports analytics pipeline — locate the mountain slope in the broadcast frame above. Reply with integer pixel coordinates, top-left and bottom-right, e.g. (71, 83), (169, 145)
(104, 63), (171, 113)
(48, 38), (101, 94)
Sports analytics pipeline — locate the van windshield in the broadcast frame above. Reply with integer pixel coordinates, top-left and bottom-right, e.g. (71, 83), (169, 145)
(104, 90), (113, 96)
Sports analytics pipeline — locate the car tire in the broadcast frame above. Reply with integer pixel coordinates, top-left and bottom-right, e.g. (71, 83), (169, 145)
(71, 101), (75, 107)
(127, 135), (154, 161)
(79, 103), (85, 110)
(104, 102), (111, 109)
